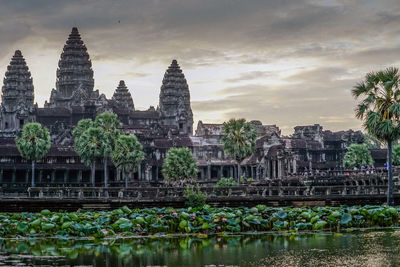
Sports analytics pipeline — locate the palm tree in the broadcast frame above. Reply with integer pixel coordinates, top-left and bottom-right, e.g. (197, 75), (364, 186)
(352, 67), (400, 206)
(74, 127), (104, 186)
(221, 118), (257, 184)
(16, 122), (51, 187)
(94, 113), (122, 187)
(111, 134), (145, 187)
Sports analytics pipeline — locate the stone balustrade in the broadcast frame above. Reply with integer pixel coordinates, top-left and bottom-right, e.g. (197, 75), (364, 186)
(3, 184), (392, 200)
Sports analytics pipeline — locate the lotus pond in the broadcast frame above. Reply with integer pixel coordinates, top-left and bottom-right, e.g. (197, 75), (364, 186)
(0, 205), (399, 237)
(2, 231), (400, 266)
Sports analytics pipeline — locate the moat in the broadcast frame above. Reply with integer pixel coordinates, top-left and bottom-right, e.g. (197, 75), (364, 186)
(0, 231), (399, 266)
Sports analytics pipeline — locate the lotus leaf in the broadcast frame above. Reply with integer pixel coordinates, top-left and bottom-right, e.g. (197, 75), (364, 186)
(313, 220), (327, 230)
(340, 213), (352, 225)
(41, 210), (51, 216)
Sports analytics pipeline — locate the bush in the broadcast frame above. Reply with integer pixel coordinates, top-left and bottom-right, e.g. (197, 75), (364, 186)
(216, 177), (238, 187)
(162, 147), (198, 181)
(240, 176), (255, 184)
(184, 185), (206, 208)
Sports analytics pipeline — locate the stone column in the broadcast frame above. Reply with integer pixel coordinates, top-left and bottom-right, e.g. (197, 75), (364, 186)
(39, 170), (43, 184)
(78, 170), (83, 183)
(0, 169), (3, 183)
(278, 160), (282, 178)
(12, 169), (16, 183)
(272, 160), (276, 179)
(200, 167), (205, 180)
(51, 170), (56, 183)
(207, 165), (211, 180)
(155, 166), (159, 181)
(293, 159), (297, 174)
(138, 164), (142, 181)
(64, 170), (69, 183)
(25, 170), (29, 184)
(251, 166), (254, 179)
(219, 166), (223, 179)
(229, 166), (233, 178)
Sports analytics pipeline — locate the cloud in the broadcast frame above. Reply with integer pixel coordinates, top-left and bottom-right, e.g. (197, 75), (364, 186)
(0, 0), (399, 134)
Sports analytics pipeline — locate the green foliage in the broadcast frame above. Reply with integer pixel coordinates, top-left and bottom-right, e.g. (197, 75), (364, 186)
(0, 205), (399, 237)
(343, 144), (373, 169)
(221, 118), (257, 162)
(15, 123), (51, 161)
(111, 134), (144, 172)
(94, 113), (122, 156)
(162, 147), (198, 181)
(363, 133), (382, 149)
(74, 127), (104, 166)
(393, 144), (400, 166)
(216, 177), (238, 187)
(240, 176), (254, 184)
(72, 119), (94, 148)
(183, 185), (207, 208)
(352, 67), (400, 142)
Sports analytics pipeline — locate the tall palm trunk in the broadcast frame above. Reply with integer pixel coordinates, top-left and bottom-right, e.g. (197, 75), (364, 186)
(104, 156), (109, 198)
(388, 140), (394, 206)
(104, 156), (108, 187)
(31, 160), (35, 187)
(237, 162), (241, 185)
(91, 161), (96, 187)
(124, 167), (128, 188)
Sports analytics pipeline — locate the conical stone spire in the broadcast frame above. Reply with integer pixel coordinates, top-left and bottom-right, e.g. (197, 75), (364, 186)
(159, 59), (193, 135)
(1, 50), (35, 130)
(48, 27), (94, 107)
(112, 80), (135, 110)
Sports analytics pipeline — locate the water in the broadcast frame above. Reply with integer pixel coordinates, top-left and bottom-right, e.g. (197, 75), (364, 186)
(1, 231), (400, 266)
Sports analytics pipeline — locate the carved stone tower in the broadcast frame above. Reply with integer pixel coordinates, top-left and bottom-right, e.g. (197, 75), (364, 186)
(159, 60), (193, 135)
(112, 80), (134, 110)
(47, 27), (94, 108)
(1, 50), (35, 130)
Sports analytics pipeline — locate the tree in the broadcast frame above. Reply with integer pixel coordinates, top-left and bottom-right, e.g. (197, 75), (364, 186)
(162, 147), (198, 182)
(111, 134), (145, 187)
(363, 133), (382, 149)
(15, 122), (51, 187)
(393, 144), (400, 166)
(74, 126), (104, 186)
(343, 144), (373, 169)
(221, 118), (257, 184)
(352, 67), (400, 205)
(95, 113), (122, 187)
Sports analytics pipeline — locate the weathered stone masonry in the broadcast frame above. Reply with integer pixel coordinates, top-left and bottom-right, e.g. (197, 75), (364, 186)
(0, 27), (382, 187)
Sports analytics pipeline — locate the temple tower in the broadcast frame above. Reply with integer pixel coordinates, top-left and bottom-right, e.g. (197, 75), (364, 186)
(159, 59), (193, 135)
(1, 50), (35, 130)
(47, 27), (94, 108)
(112, 80), (135, 110)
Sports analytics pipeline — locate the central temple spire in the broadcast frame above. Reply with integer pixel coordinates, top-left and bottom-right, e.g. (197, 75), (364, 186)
(159, 59), (193, 135)
(47, 27), (94, 108)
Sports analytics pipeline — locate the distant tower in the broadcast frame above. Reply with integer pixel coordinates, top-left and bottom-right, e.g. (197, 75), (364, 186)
(159, 59), (193, 135)
(112, 80), (135, 110)
(1, 50), (35, 130)
(47, 27), (94, 108)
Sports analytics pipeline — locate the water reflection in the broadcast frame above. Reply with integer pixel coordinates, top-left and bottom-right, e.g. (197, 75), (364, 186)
(0, 231), (399, 266)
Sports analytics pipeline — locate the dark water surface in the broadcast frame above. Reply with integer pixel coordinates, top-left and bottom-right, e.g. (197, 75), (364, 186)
(1, 230), (400, 266)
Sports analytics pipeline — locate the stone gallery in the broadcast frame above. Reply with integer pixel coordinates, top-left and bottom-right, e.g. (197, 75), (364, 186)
(0, 28), (372, 186)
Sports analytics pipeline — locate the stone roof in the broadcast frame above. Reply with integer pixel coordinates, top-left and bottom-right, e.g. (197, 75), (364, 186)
(112, 80), (135, 110)
(36, 107), (71, 117)
(130, 110), (160, 119)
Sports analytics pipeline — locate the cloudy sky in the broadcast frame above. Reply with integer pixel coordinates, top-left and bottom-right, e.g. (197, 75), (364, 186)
(1, 0), (400, 135)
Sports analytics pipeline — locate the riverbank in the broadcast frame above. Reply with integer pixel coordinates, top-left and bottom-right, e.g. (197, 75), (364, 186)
(0, 205), (399, 238)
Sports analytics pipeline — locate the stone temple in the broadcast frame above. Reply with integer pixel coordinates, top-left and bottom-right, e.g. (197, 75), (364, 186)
(0, 27), (380, 187)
